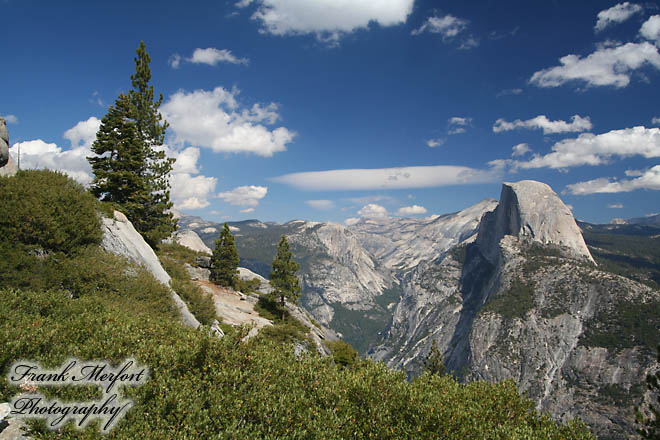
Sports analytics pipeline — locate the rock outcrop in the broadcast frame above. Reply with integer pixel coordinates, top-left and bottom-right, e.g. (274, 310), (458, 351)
(477, 180), (594, 264)
(101, 210), (202, 329)
(166, 229), (212, 255)
(0, 117), (17, 178)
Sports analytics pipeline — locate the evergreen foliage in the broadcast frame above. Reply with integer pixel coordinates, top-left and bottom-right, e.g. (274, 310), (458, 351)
(210, 223), (240, 288)
(269, 235), (301, 320)
(637, 346), (660, 439)
(424, 340), (447, 376)
(88, 41), (176, 247)
(0, 170), (102, 254)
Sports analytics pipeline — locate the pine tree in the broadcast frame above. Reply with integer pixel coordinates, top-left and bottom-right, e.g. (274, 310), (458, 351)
(210, 223), (240, 288)
(88, 41), (176, 247)
(423, 340), (447, 376)
(269, 236), (301, 321)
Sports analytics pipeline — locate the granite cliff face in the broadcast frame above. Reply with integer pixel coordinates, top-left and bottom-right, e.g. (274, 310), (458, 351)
(374, 180), (658, 439)
(476, 180), (594, 264)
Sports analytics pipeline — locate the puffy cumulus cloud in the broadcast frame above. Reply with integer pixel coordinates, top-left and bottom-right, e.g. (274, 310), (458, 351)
(608, 203), (624, 208)
(218, 185), (268, 207)
(566, 165), (660, 194)
(166, 147), (218, 210)
(63, 117), (101, 148)
(244, 0), (414, 44)
(426, 138), (445, 148)
(271, 165), (500, 191)
(641, 15), (660, 44)
(9, 139), (93, 185)
(358, 203), (388, 219)
(493, 115), (592, 134)
(1, 114), (18, 124)
(511, 143), (531, 157)
(306, 199), (336, 210)
(161, 87), (295, 157)
(513, 126), (660, 169)
(240, 208), (255, 213)
(594, 2), (642, 32)
(396, 205), (427, 216)
(170, 48), (249, 68)
(653, 116), (660, 125)
(530, 42), (660, 88)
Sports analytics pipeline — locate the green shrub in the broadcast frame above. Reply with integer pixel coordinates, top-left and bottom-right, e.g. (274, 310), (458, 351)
(157, 242), (207, 265)
(326, 340), (359, 368)
(0, 170), (102, 254)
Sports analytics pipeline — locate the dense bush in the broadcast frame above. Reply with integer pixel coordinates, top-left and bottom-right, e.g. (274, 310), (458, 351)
(0, 285), (594, 439)
(326, 340), (359, 368)
(0, 170), (102, 254)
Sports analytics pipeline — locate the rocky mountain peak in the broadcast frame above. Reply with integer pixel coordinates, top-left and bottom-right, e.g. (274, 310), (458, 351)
(477, 180), (594, 264)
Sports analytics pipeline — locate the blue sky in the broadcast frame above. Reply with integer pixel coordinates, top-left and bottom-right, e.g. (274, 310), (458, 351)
(2, 0), (660, 224)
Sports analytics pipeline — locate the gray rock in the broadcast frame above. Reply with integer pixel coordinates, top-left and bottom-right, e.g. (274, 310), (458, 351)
(0, 118), (16, 177)
(165, 229), (212, 255)
(0, 117), (9, 167)
(196, 256), (212, 269)
(184, 263), (211, 281)
(0, 155), (17, 178)
(477, 180), (594, 264)
(101, 210), (203, 330)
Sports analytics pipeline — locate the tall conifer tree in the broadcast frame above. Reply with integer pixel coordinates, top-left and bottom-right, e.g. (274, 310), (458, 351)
(88, 41), (176, 247)
(269, 236), (301, 320)
(210, 223), (240, 288)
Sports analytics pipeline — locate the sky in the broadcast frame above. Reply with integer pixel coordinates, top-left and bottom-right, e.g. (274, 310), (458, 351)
(2, 0), (660, 225)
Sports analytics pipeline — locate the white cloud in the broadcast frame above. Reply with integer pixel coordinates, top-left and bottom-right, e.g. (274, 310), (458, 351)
(345, 195), (395, 205)
(448, 116), (472, 135)
(412, 14), (467, 37)
(566, 165), (660, 194)
(396, 205), (427, 216)
(161, 87), (295, 157)
(1, 114), (18, 124)
(653, 116), (660, 125)
(344, 217), (361, 226)
(9, 139), (93, 185)
(168, 54), (182, 69)
(493, 115), (592, 134)
(358, 203), (388, 219)
(608, 203), (624, 208)
(641, 15), (660, 44)
(426, 138), (445, 148)
(272, 165), (500, 191)
(166, 147), (218, 210)
(412, 14), (478, 48)
(530, 42), (660, 88)
(511, 143), (531, 157)
(595, 2), (642, 32)
(169, 48), (248, 68)
(306, 199), (335, 210)
(245, 0), (414, 44)
(240, 208), (255, 213)
(236, 0), (254, 7)
(189, 48), (249, 66)
(63, 117), (101, 148)
(513, 126), (660, 169)
(218, 185), (268, 207)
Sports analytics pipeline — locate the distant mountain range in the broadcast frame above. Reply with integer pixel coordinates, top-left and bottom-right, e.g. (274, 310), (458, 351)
(177, 181), (660, 439)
